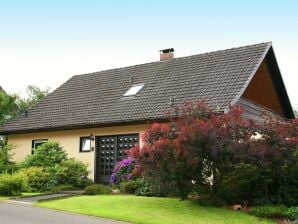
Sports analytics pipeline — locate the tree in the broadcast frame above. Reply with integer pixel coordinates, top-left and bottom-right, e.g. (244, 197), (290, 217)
(0, 91), (18, 125)
(0, 144), (16, 174)
(0, 85), (49, 148)
(0, 85), (49, 126)
(16, 85), (50, 113)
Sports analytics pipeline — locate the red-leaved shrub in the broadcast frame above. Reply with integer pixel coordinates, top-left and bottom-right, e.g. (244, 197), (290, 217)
(128, 101), (298, 204)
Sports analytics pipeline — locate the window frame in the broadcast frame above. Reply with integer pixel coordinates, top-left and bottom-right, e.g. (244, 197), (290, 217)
(123, 83), (145, 97)
(80, 136), (92, 153)
(31, 139), (48, 154)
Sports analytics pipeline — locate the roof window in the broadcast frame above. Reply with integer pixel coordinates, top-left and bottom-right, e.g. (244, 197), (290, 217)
(123, 84), (145, 97)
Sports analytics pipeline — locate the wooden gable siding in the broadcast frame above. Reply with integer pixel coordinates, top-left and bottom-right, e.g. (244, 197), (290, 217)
(242, 60), (284, 116)
(237, 97), (280, 120)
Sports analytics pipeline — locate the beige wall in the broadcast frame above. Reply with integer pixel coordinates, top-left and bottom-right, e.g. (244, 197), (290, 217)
(8, 124), (150, 180)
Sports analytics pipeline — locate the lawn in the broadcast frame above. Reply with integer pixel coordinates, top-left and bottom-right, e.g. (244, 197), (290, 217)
(0, 196), (9, 201)
(36, 195), (274, 224)
(0, 192), (41, 201)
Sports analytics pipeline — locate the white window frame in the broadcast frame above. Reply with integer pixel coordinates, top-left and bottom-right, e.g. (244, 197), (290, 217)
(80, 136), (91, 152)
(123, 84), (145, 97)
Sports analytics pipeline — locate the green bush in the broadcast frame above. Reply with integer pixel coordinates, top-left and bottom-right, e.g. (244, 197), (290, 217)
(20, 141), (68, 170)
(285, 207), (298, 221)
(77, 177), (93, 188)
(135, 179), (159, 197)
(0, 172), (28, 196)
(0, 144), (17, 174)
(50, 185), (74, 194)
(249, 205), (298, 221)
(216, 164), (270, 205)
(120, 179), (142, 194)
(84, 184), (111, 195)
(18, 167), (52, 192)
(56, 159), (89, 187)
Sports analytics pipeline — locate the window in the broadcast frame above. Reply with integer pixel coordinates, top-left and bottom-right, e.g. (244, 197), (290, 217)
(80, 137), (91, 152)
(123, 84), (145, 97)
(31, 139), (48, 154)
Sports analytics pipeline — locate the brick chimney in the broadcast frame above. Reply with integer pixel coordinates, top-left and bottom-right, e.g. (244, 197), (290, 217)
(160, 48), (174, 61)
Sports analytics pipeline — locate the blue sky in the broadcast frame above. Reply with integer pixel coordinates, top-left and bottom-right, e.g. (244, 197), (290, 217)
(0, 0), (297, 107)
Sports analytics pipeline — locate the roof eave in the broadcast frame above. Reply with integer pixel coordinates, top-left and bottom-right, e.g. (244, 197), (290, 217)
(0, 117), (169, 135)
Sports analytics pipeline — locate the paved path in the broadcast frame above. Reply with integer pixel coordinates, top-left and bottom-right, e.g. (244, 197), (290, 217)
(11, 191), (84, 203)
(11, 193), (71, 203)
(0, 201), (128, 224)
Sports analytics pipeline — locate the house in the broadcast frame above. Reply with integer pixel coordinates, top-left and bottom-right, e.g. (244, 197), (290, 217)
(0, 42), (295, 183)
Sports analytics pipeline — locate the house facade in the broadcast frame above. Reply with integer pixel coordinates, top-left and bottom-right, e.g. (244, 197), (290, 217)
(0, 42), (294, 182)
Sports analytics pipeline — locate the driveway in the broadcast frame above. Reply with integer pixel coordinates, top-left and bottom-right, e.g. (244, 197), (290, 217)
(0, 201), (128, 224)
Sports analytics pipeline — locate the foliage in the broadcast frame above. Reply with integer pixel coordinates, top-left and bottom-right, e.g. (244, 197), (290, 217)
(119, 179), (142, 194)
(134, 179), (159, 197)
(77, 177), (94, 188)
(0, 85), (49, 126)
(16, 85), (50, 113)
(18, 141), (91, 190)
(37, 195), (274, 224)
(0, 172), (28, 196)
(128, 101), (298, 204)
(0, 91), (18, 125)
(56, 159), (89, 187)
(110, 158), (139, 185)
(84, 184), (111, 195)
(285, 207), (298, 221)
(0, 144), (16, 174)
(50, 185), (74, 193)
(20, 141), (68, 172)
(18, 167), (52, 192)
(249, 205), (298, 221)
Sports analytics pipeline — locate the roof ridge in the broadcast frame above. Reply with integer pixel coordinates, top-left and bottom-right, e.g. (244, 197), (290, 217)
(73, 42), (272, 78)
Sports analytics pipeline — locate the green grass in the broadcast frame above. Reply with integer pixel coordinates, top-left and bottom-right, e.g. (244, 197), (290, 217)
(36, 195), (274, 224)
(0, 196), (9, 201)
(21, 192), (42, 197)
(0, 192), (41, 201)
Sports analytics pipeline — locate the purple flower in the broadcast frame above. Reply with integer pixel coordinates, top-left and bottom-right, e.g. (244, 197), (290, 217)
(110, 173), (116, 183)
(127, 173), (133, 180)
(110, 158), (138, 184)
(122, 159), (129, 165)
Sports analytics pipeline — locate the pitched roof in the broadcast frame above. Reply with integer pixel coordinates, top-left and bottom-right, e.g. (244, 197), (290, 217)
(0, 42), (287, 134)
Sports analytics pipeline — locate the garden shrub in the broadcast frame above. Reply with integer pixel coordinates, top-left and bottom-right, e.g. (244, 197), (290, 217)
(285, 207), (298, 221)
(127, 101), (298, 204)
(56, 159), (89, 187)
(77, 177), (93, 188)
(249, 205), (298, 221)
(19, 141), (91, 189)
(0, 144), (17, 174)
(134, 179), (160, 197)
(216, 164), (273, 205)
(110, 158), (139, 185)
(18, 167), (52, 192)
(284, 207), (298, 221)
(0, 172), (28, 196)
(119, 179), (142, 194)
(20, 141), (68, 171)
(84, 184), (111, 195)
(50, 185), (74, 193)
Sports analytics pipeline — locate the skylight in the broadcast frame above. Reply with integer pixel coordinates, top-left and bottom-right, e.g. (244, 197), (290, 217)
(123, 84), (145, 97)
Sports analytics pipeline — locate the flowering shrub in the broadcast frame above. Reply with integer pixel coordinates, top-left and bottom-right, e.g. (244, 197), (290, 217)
(127, 101), (298, 204)
(110, 158), (140, 185)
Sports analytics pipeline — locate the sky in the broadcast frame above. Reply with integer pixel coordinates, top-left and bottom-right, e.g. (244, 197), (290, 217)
(0, 0), (297, 108)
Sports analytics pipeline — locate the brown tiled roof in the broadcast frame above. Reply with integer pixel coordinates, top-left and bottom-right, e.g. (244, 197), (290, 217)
(0, 43), (274, 134)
